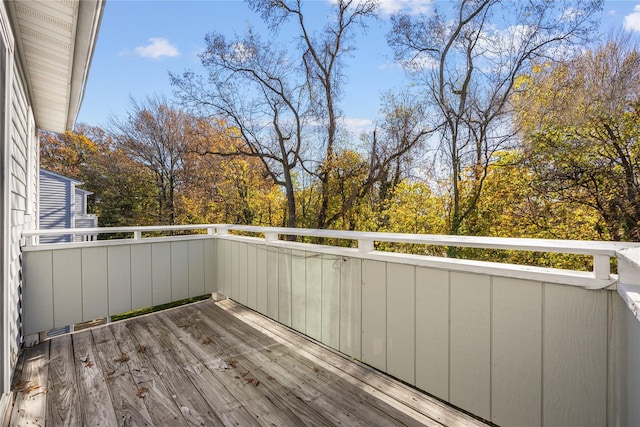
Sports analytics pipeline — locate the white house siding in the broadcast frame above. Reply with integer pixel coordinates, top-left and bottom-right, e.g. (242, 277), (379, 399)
(0, 2), (38, 418)
(39, 170), (73, 243)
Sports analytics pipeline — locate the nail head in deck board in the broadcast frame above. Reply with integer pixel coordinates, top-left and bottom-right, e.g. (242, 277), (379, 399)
(108, 321), (187, 426)
(71, 330), (119, 426)
(90, 326), (154, 426)
(9, 341), (50, 427)
(125, 319), (232, 426)
(46, 335), (82, 426)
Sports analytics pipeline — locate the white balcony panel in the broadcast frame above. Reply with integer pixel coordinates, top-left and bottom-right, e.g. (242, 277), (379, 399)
(130, 244), (152, 310)
(629, 308), (640, 427)
(82, 246), (108, 320)
(256, 245), (268, 314)
(23, 251), (53, 335)
(267, 247), (279, 320)
(415, 267), (449, 401)
(171, 241), (189, 301)
(450, 271), (491, 420)
(52, 249), (82, 328)
(204, 238), (216, 295)
(387, 263), (415, 385)
(246, 244), (258, 309)
(321, 255), (340, 349)
(188, 240), (205, 298)
(305, 254), (322, 341)
(362, 259), (386, 372)
(543, 284), (607, 426)
(151, 243), (171, 306)
(291, 250), (307, 332)
(491, 277), (542, 427)
(230, 240), (240, 301)
(339, 257), (361, 359)
(236, 241), (248, 305)
(107, 245), (131, 315)
(278, 249), (292, 327)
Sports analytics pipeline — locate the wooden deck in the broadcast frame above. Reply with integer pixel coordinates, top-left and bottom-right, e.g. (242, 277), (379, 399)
(6, 299), (489, 426)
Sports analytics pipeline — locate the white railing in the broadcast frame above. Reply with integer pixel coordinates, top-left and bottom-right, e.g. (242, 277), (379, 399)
(20, 224), (640, 426)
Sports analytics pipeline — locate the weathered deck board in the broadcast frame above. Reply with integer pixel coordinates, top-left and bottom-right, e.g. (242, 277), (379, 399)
(47, 334), (82, 426)
(9, 341), (49, 426)
(7, 298), (491, 427)
(189, 301), (438, 426)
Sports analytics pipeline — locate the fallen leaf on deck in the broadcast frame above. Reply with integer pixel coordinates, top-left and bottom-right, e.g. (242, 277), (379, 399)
(98, 339), (108, 344)
(22, 384), (41, 394)
(136, 386), (149, 398)
(11, 380), (28, 391)
(201, 337), (211, 345)
(85, 361), (94, 368)
(114, 353), (129, 363)
(138, 345), (146, 353)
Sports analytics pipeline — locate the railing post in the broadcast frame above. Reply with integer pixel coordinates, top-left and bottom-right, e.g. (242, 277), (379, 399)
(593, 255), (611, 280)
(134, 230), (142, 240)
(217, 228), (228, 236)
(358, 239), (374, 253)
(265, 232), (279, 243)
(207, 227), (215, 235)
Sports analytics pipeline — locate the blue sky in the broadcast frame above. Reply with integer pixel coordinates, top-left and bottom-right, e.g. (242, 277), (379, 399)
(77, 0), (640, 136)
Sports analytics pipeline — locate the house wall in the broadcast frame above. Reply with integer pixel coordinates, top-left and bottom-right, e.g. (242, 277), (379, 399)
(39, 171), (73, 243)
(0, 1), (39, 419)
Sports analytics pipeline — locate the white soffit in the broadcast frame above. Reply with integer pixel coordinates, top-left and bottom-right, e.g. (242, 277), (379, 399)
(8, 0), (104, 133)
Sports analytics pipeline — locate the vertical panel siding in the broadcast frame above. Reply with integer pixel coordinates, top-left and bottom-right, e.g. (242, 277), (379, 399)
(23, 238), (218, 334)
(543, 284), (608, 427)
(131, 244), (152, 310)
(81, 247), (108, 320)
(278, 249), (292, 326)
(246, 244), (257, 309)
(415, 267), (449, 401)
(386, 263), (415, 385)
(171, 241), (189, 301)
(230, 241), (239, 301)
(305, 254), (322, 341)
(491, 278), (542, 427)
(449, 272), (491, 420)
(188, 240), (205, 298)
(236, 241), (248, 305)
(204, 238), (216, 294)
(291, 250), (306, 332)
(52, 249), (82, 328)
(152, 243), (172, 305)
(321, 255), (340, 349)
(362, 260), (386, 371)
(266, 247), (279, 320)
(256, 245), (268, 314)
(23, 251), (53, 335)
(108, 245), (132, 314)
(339, 257), (361, 359)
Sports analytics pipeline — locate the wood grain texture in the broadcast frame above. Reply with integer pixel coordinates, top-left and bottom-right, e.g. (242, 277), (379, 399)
(8, 299), (490, 427)
(46, 335), (81, 427)
(9, 341), (50, 427)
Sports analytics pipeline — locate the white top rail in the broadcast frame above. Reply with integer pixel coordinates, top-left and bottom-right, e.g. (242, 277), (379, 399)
(22, 223), (640, 255)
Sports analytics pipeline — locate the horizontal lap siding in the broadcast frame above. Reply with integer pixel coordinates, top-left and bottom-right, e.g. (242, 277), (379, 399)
(6, 51), (38, 406)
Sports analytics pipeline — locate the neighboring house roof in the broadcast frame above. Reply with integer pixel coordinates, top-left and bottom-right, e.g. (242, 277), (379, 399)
(6, 1), (105, 132)
(39, 169), (83, 186)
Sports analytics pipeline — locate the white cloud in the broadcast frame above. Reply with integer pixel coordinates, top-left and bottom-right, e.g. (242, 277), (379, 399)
(624, 5), (640, 32)
(378, 0), (433, 15)
(342, 117), (375, 137)
(133, 38), (180, 59)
